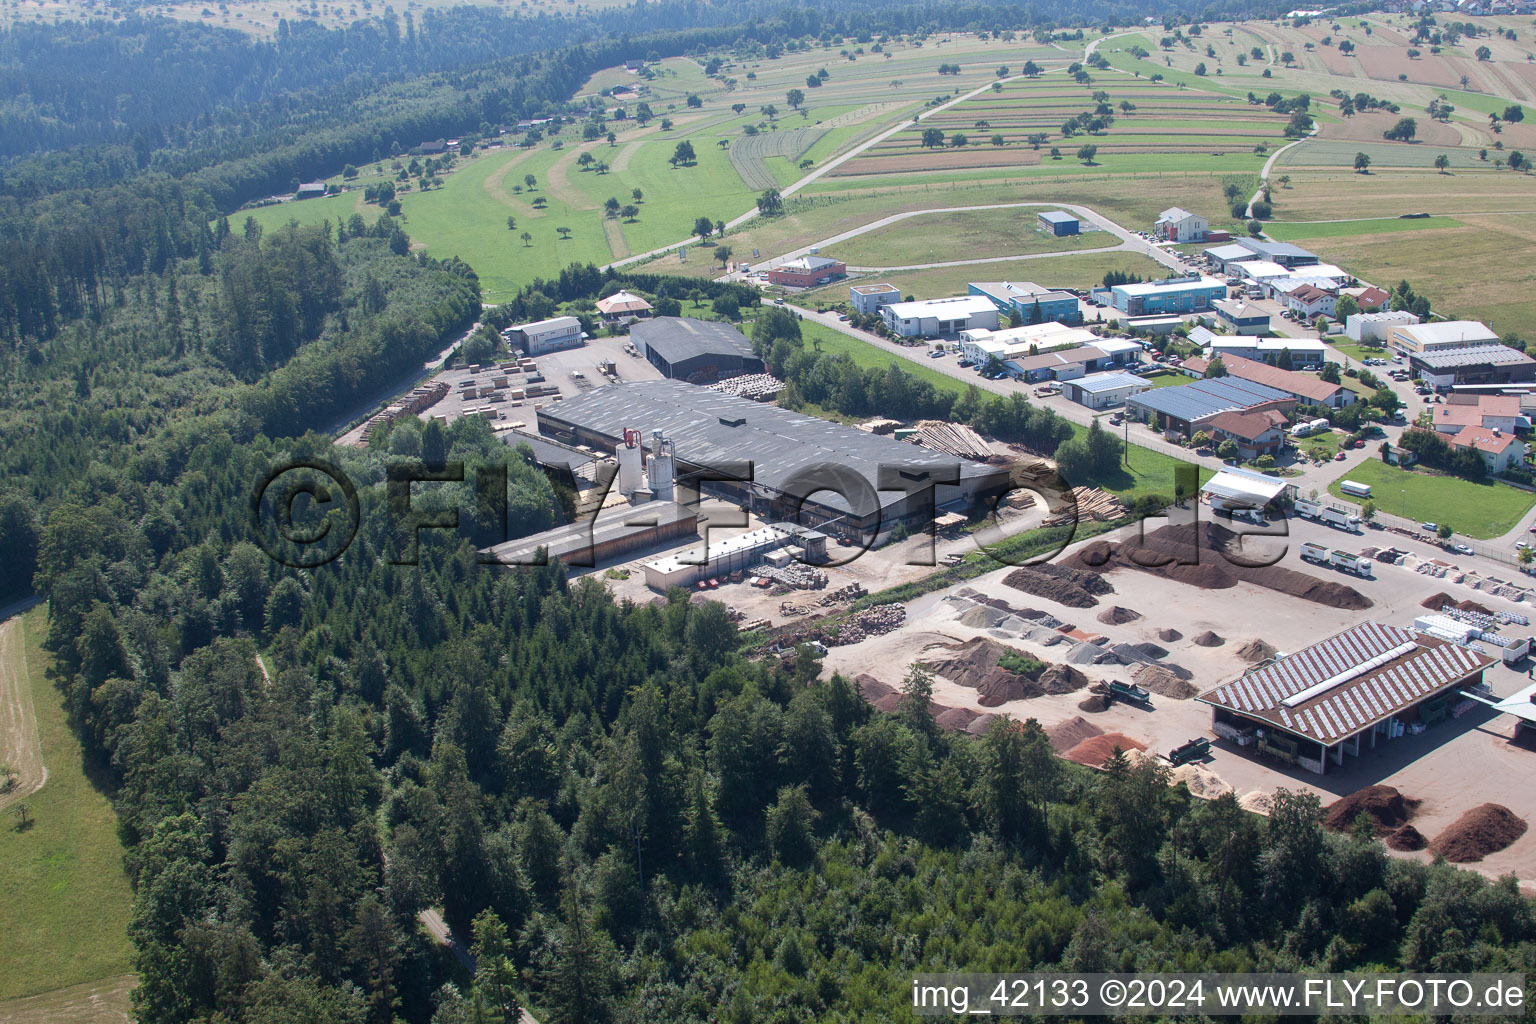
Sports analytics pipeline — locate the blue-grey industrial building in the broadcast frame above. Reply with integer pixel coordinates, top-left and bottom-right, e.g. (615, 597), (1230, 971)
(1124, 377), (1297, 436)
(1105, 277), (1227, 317)
(968, 281), (1082, 325)
(1037, 211), (1080, 236)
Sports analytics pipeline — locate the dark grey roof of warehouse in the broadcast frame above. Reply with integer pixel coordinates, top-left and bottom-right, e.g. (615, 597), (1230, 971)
(1231, 238), (1316, 262)
(501, 429), (598, 470)
(1128, 377), (1293, 423)
(630, 317), (756, 364)
(1412, 344), (1536, 370)
(538, 380), (1003, 516)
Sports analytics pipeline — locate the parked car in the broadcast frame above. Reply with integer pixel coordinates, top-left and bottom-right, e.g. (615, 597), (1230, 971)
(1454, 544), (1474, 555)
(1421, 522), (1437, 531)
(1334, 452), (1347, 461)
(928, 349), (944, 358)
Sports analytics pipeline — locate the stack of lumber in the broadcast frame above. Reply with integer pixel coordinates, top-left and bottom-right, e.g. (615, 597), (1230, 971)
(912, 420), (995, 461)
(1042, 487), (1126, 526)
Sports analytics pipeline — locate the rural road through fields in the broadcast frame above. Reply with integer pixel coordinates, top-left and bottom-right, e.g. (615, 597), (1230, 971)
(737, 200), (1188, 277)
(0, 607), (45, 813)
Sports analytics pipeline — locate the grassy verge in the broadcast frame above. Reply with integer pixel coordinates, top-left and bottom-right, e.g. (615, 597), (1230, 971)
(1325, 459), (1536, 539)
(1264, 216), (1463, 241)
(0, 606), (135, 1004)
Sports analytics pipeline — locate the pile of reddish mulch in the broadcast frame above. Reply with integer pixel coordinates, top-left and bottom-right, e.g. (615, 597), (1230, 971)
(1324, 785), (1417, 836)
(1062, 732), (1146, 767)
(1430, 804), (1529, 862)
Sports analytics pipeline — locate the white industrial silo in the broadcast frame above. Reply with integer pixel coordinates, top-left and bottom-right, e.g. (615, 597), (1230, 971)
(648, 430), (675, 502)
(617, 426), (644, 495)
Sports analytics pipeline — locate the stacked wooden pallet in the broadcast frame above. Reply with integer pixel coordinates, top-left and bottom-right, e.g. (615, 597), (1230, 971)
(1042, 487), (1126, 526)
(912, 420), (995, 461)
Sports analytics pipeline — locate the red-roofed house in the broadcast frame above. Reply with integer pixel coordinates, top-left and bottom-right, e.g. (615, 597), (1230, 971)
(1449, 426), (1528, 474)
(1353, 286), (1391, 310)
(1286, 284), (1337, 319)
(1207, 410), (1285, 458)
(1207, 354), (1355, 409)
(1431, 394), (1521, 435)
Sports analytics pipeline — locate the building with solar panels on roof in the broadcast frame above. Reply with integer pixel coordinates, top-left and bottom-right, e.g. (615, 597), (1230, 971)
(1197, 621), (1495, 775)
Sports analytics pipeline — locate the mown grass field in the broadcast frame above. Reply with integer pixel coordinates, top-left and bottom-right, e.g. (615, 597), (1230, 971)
(1327, 459), (1536, 539)
(797, 250), (1169, 307)
(829, 208), (1109, 267)
(1263, 215), (1463, 241)
(0, 607), (135, 1007)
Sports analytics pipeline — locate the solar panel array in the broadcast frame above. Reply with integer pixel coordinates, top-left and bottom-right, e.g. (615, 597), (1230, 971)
(1200, 622), (1493, 743)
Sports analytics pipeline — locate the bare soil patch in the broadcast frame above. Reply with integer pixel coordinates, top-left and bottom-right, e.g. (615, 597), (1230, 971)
(1324, 784), (1419, 836)
(1321, 111), (1460, 147)
(1003, 563), (1114, 608)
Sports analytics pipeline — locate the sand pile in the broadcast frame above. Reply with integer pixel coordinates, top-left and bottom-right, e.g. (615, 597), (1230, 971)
(1387, 825), (1428, 851)
(922, 638), (1085, 707)
(1239, 791), (1274, 815)
(1172, 763), (1233, 799)
(1133, 663), (1199, 699)
(1158, 628), (1182, 642)
(1430, 804), (1529, 862)
(959, 605), (1010, 629)
(1192, 630), (1225, 647)
(1077, 694), (1111, 713)
(1003, 563), (1114, 608)
(1324, 785), (1417, 836)
(1069, 523), (1372, 610)
(1236, 639), (1279, 664)
(854, 674), (895, 702)
(1037, 663), (1088, 694)
(1097, 605), (1142, 625)
(936, 707), (982, 732)
(1062, 732), (1146, 767)
(966, 713), (1000, 736)
(1046, 716), (1104, 753)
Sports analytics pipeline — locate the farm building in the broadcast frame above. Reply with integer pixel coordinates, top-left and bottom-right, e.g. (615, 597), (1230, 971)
(881, 296), (1000, 338)
(1202, 354), (1355, 409)
(1104, 277), (1226, 316)
(968, 281), (1082, 324)
(508, 316), (584, 356)
(957, 322), (1100, 364)
(295, 182), (328, 199)
(631, 317), (763, 384)
(1205, 410), (1286, 459)
(1387, 320), (1500, 355)
(767, 255), (846, 288)
(1409, 344), (1536, 388)
(1037, 211), (1080, 236)
(595, 290), (653, 324)
(1198, 621), (1495, 775)
(535, 379), (1008, 537)
(850, 283), (901, 315)
(483, 500), (699, 569)
(1345, 310), (1419, 344)
(1125, 377), (1296, 437)
(1154, 207), (1209, 242)
(1059, 372), (1151, 409)
(1210, 298), (1270, 335)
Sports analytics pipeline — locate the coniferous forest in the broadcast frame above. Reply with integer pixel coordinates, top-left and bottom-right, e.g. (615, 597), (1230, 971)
(2, 1), (1534, 1023)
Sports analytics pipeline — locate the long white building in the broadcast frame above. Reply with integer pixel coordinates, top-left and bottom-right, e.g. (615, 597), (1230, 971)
(881, 296), (1000, 337)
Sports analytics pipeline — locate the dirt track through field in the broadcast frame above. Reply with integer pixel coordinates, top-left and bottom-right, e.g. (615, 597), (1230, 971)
(610, 140), (642, 173)
(0, 974), (135, 1024)
(481, 147), (541, 209)
(602, 217), (630, 259)
(0, 613), (45, 812)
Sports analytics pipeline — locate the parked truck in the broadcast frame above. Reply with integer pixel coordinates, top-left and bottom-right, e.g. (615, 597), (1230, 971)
(1166, 737), (1212, 766)
(1107, 681), (1152, 706)
(1300, 540), (1330, 565)
(1328, 549), (1374, 578)
(1293, 496), (1362, 533)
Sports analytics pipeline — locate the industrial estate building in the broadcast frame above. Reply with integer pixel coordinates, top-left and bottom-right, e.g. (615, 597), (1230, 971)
(484, 501), (699, 567)
(1154, 207), (1210, 242)
(1126, 377), (1296, 437)
(631, 317), (764, 384)
(1409, 343), (1536, 388)
(767, 255), (847, 288)
(1102, 276), (1226, 316)
(1206, 336), (1327, 368)
(1210, 298), (1270, 335)
(1198, 621), (1495, 775)
(1037, 210), (1080, 236)
(1345, 310), (1420, 344)
(881, 295), (1001, 337)
(1003, 339), (1142, 383)
(508, 315), (584, 355)
(957, 321), (1101, 365)
(849, 282), (901, 315)
(536, 379), (1008, 536)
(1059, 371), (1151, 409)
(1387, 320), (1500, 354)
(1200, 354), (1355, 409)
(968, 281), (1083, 324)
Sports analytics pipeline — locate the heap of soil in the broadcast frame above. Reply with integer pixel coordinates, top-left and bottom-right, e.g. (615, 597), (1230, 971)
(936, 707), (982, 732)
(1192, 630), (1225, 647)
(1077, 694), (1111, 713)
(1046, 716), (1104, 753)
(1062, 732), (1146, 767)
(1236, 639), (1279, 664)
(1387, 825), (1429, 851)
(922, 637), (1086, 707)
(1068, 523), (1373, 611)
(959, 605), (1010, 629)
(1133, 663), (1199, 699)
(870, 691), (905, 714)
(1324, 785), (1417, 836)
(854, 674), (895, 702)
(966, 713), (1000, 737)
(1097, 605), (1142, 625)
(1239, 791), (1274, 815)
(1430, 804), (1529, 862)
(1003, 563), (1114, 609)
(1419, 592), (1493, 616)
(1158, 628), (1183, 642)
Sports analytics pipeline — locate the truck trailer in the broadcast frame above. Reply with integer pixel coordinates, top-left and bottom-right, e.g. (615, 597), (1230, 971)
(1293, 496), (1362, 533)
(1328, 549), (1374, 578)
(1299, 541), (1329, 565)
